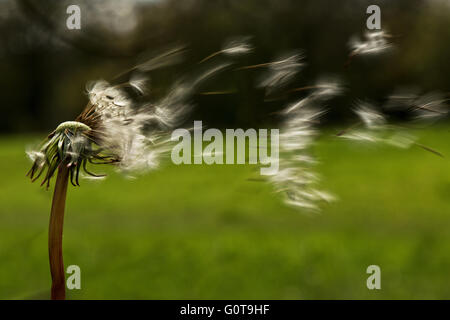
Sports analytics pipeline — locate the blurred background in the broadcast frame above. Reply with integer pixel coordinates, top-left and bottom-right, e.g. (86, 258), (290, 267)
(0, 0), (449, 299)
(1, 0), (450, 131)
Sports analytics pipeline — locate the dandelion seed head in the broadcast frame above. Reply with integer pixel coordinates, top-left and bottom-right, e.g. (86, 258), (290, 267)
(27, 47), (231, 187)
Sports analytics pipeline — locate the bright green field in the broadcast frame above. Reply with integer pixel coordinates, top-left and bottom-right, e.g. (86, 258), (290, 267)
(0, 127), (449, 299)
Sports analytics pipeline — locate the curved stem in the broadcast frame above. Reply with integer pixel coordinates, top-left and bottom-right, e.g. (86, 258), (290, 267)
(48, 163), (69, 300)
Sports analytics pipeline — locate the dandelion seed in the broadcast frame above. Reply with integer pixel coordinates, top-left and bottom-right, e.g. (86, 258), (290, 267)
(384, 131), (416, 149)
(340, 98), (442, 157)
(259, 52), (305, 94)
(310, 77), (344, 100)
(27, 56), (228, 188)
(346, 30), (392, 67)
(113, 46), (186, 81)
(384, 87), (420, 110)
(129, 73), (149, 95)
(349, 30), (392, 56)
(354, 102), (386, 129)
(136, 46), (185, 72)
(199, 36), (253, 63)
(289, 77), (344, 100)
(386, 89), (448, 119)
(222, 36), (253, 56)
(259, 72), (344, 210)
(411, 93), (449, 122)
(385, 89), (449, 126)
(340, 130), (382, 143)
(263, 86), (341, 210)
(281, 97), (313, 115)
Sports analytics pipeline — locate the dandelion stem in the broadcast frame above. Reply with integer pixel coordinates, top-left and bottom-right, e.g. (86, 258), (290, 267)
(48, 163), (69, 300)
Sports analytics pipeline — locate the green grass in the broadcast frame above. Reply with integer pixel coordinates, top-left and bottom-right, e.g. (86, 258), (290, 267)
(0, 127), (449, 299)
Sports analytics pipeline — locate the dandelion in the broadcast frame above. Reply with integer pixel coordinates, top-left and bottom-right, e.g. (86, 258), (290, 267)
(26, 49), (228, 299)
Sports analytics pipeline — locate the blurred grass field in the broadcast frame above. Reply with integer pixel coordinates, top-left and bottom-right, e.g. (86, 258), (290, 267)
(0, 127), (449, 299)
